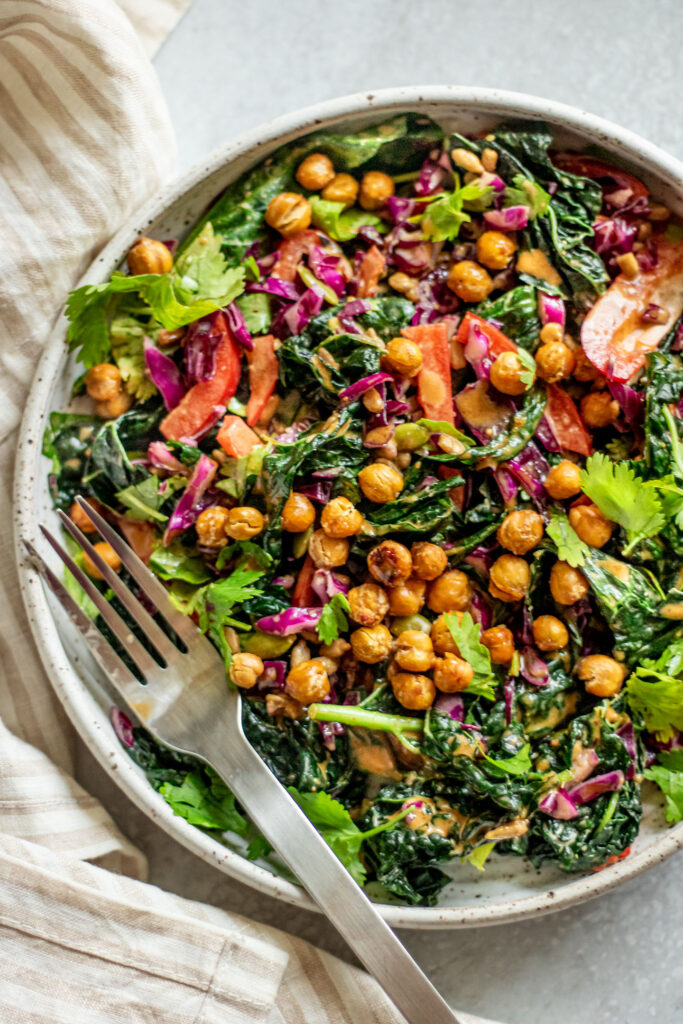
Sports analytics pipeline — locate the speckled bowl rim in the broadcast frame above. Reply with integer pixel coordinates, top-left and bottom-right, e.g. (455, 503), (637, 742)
(14, 86), (683, 929)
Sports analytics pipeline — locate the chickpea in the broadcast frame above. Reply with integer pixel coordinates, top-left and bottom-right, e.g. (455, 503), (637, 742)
(535, 341), (576, 383)
(282, 492), (316, 533)
(447, 260), (493, 303)
(481, 625), (515, 664)
(388, 271), (420, 303)
(569, 504), (614, 549)
(490, 351), (532, 396)
(581, 391), (619, 429)
(358, 462), (403, 503)
(308, 529), (349, 569)
(577, 654), (625, 698)
(573, 348), (601, 383)
(382, 337), (423, 378)
(476, 230), (518, 271)
(392, 672), (436, 711)
(431, 613), (460, 655)
(196, 506), (231, 547)
(387, 577), (426, 616)
(411, 542), (448, 581)
(285, 659), (330, 704)
(549, 561), (589, 605)
(394, 631), (435, 673)
(350, 624), (393, 664)
(321, 496), (363, 538)
(85, 363), (123, 402)
(544, 460), (582, 500)
(362, 387), (384, 414)
(359, 170), (395, 211)
(265, 192), (312, 238)
(229, 652), (264, 689)
(83, 541), (121, 580)
(156, 327), (186, 347)
(532, 615), (569, 652)
(127, 237), (173, 276)
(321, 173), (359, 207)
(433, 653), (474, 692)
(95, 391), (133, 419)
(265, 693), (305, 720)
(497, 509), (544, 556)
(295, 152), (335, 191)
(319, 638), (351, 660)
(225, 506), (264, 541)
(427, 570), (472, 613)
(348, 583), (389, 626)
(489, 555), (530, 602)
(69, 500), (97, 534)
(367, 540), (412, 586)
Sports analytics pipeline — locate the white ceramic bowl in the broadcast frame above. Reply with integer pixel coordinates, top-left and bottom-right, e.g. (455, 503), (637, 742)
(14, 87), (683, 928)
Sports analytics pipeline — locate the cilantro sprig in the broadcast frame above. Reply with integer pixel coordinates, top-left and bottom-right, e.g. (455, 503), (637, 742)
(644, 751), (683, 824)
(421, 182), (493, 241)
(580, 452), (665, 554)
(443, 611), (497, 700)
(546, 511), (589, 567)
(317, 593), (351, 645)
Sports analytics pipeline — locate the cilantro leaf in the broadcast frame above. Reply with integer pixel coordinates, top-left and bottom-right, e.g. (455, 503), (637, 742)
(317, 593), (351, 646)
(627, 642), (683, 741)
(463, 842), (496, 871)
(515, 348), (537, 390)
(546, 511), (589, 567)
(309, 196), (387, 242)
(421, 183), (493, 241)
(160, 770), (248, 835)
(482, 743), (532, 776)
(443, 611), (496, 699)
(110, 317), (157, 401)
(580, 452), (665, 553)
(115, 475), (185, 523)
(644, 751), (683, 823)
(198, 565), (266, 666)
(504, 175), (550, 218)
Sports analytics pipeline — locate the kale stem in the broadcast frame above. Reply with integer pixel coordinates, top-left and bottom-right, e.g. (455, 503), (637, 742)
(308, 703), (424, 736)
(663, 406), (683, 479)
(595, 790), (620, 835)
(360, 805), (412, 841)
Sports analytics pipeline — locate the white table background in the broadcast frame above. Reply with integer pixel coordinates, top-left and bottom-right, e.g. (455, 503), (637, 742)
(77, 2), (683, 1021)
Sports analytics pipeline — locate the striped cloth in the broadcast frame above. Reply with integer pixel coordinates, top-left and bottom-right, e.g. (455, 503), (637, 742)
(0, 2), (498, 1022)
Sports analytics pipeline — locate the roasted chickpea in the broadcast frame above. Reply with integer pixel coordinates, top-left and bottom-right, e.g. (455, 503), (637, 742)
(433, 653), (474, 692)
(196, 506), (231, 547)
(85, 363), (123, 402)
(549, 561), (589, 605)
(95, 391), (133, 419)
(489, 555), (530, 602)
(83, 541), (121, 580)
(265, 693), (305, 720)
(490, 351), (533, 396)
(577, 654), (625, 698)
(581, 391), (619, 430)
(358, 462), (404, 503)
(388, 271), (420, 302)
(392, 672), (436, 710)
(497, 509), (544, 556)
(532, 615), (569, 652)
(476, 230), (518, 270)
(281, 492), (316, 533)
(535, 341), (576, 383)
(382, 337), (423, 378)
(569, 504), (615, 549)
(321, 496), (363, 538)
(573, 348), (601, 383)
(127, 237), (173, 276)
(308, 529), (349, 569)
(359, 170), (394, 211)
(69, 500), (98, 534)
(447, 260), (493, 303)
(321, 172), (359, 207)
(348, 583), (389, 626)
(156, 327), (186, 347)
(225, 506), (264, 541)
(411, 542), (448, 581)
(544, 460), (582, 500)
(395, 630), (435, 672)
(265, 192), (312, 237)
(481, 625), (515, 665)
(367, 540), (412, 586)
(229, 652), (264, 689)
(431, 613), (460, 655)
(427, 570), (472, 613)
(295, 152), (335, 191)
(350, 624), (393, 664)
(387, 577), (426, 616)
(285, 659), (330, 704)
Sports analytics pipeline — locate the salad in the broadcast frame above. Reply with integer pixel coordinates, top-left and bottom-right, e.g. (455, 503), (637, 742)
(44, 114), (683, 905)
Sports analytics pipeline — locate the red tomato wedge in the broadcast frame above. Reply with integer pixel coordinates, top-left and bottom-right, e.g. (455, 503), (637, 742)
(292, 554), (316, 607)
(402, 323), (454, 424)
(161, 313), (241, 441)
(544, 384), (592, 456)
(455, 312), (517, 357)
(580, 238), (683, 382)
(591, 846), (631, 873)
(553, 154), (649, 200)
(246, 335), (279, 426)
(274, 229), (324, 282)
(216, 415), (261, 458)
(356, 245), (386, 298)
(438, 465), (465, 511)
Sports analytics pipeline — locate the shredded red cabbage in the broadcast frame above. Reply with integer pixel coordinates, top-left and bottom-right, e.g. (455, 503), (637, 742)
(616, 722), (637, 779)
(483, 206), (529, 231)
(185, 313), (223, 384)
(297, 480), (333, 504)
(339, 372), (394, 404)
(311, 569), (349, 605)
(256, 606), (324, 635)
(434, 693), (464, 720)
(519, 647), (550, 686)
(537, 292), (566, 330)
(147, 441), (187, 474)
(539, 788), (579, 820)
(568, 770), (624, 805)
(607, 381), (645, 426)
(246, 277), (301, 301)
(224, 301), (254, 350)
(164, 454), (217, 544)
(143, 338), (186, 410)
(110, 707), (134, 747)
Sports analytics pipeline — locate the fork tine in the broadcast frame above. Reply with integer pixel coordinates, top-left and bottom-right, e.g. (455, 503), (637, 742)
(74, 497), (201, 646)
(23, 539), (143, 701)
(39, 525), (158, 678)
(58, 510), (178, 663)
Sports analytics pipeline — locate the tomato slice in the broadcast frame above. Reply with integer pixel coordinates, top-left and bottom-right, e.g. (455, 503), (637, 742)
(274, 229), (324, 283)
(580, 238), (683, 382)
(246, 334), (279, 426)
(292, 554), (316, 607)
(161, 313), (241, 442)
(438, 465), (465, 510)
(544, 384), (592, 456)
(591, 846), (631, 873)
(553, 154), (649, 199)
(356, 245), (386, 298)
(455, 312), (517, 358)
(402, 323), (454, 424)
(216, 415), (261, 458)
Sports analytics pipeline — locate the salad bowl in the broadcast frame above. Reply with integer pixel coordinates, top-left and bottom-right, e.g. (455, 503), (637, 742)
(14, 86), (683, 928)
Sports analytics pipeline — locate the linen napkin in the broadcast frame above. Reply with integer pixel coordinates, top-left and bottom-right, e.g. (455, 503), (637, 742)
(0, 2), (497, 1021)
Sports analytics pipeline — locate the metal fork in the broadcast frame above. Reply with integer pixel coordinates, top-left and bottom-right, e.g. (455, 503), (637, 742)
(25, 497), (462, 1024)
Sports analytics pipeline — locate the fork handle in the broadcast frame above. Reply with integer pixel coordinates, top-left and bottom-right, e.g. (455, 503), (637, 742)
(205, 739), (461, 1024)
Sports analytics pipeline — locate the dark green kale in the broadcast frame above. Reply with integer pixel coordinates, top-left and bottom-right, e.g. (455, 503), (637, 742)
(43, 412), (101, 509)
(474, 285), (542, 349)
